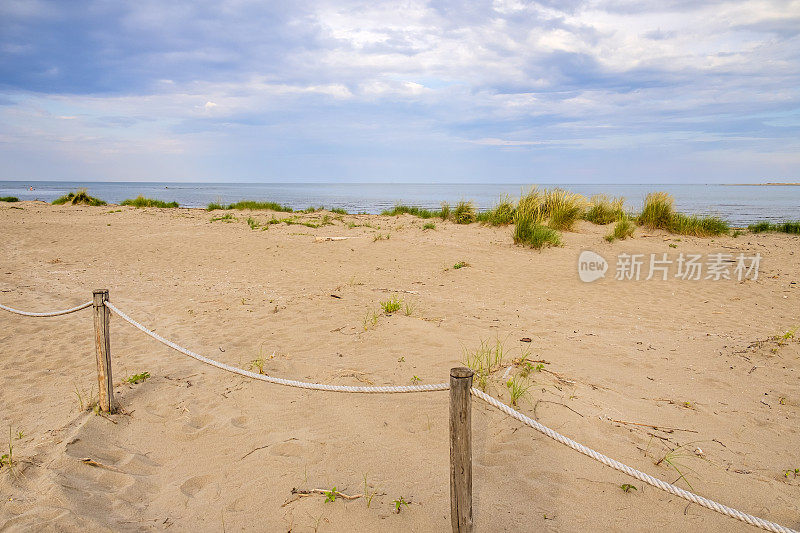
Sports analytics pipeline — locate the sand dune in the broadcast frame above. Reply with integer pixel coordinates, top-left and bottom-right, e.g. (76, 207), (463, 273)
(1, 201), (798, 532)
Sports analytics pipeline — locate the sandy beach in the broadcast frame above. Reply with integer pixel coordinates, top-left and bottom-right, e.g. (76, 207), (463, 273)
(1, 201), (798, 532)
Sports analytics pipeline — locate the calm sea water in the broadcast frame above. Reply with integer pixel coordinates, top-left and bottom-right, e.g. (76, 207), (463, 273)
(2, 181), (799, 226)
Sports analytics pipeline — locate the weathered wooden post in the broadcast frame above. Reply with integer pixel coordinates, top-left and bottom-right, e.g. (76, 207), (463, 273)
(92, 289), (114, 412)
(450, 367), (474, 532)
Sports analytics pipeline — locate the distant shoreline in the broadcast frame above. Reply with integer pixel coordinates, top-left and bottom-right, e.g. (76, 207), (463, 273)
(728, 182), (800, 186)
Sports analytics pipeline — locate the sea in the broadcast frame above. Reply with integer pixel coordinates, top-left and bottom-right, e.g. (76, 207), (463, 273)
(2, 181), (799, 226)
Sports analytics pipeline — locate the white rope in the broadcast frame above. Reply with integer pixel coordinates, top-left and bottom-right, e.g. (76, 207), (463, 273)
(471, 388), (798, 533)
(104, 301), (448, 393)
(103, 299), (796, 532)
(0, 300), (92, 317)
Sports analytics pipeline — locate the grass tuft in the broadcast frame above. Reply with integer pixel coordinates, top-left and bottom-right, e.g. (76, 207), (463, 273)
(380, 295), (403, 314)
(440, 202), (451, 220)
(583, 195), (625, 225)
(605, 216), (636, 242)
(381, 205), (441, 219)
(121, 196), (179, 208)
(0, 196), (19, 202)
(638, 192), (674, 230)
(452, 200), (477, 224)
(479, 195), (516, 226)
(669, 213), (729, 236)
(748, 221), (800, 234)
(542, 188), (588, 231)
(52, 189), (106, 206)
(637, 192), (729, 236)
(513, 196), (562, 250)
(124, 371), (150, 384)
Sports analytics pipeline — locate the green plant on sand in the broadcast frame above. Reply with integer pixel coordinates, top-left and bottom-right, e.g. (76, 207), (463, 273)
(121, 196), (179, 208)
(52, 189), (106, 206)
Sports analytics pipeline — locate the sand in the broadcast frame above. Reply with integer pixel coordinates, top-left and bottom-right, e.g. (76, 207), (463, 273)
(1, 201), (798, 532)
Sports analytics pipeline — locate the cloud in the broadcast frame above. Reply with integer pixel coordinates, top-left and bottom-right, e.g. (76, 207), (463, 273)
(0, 0), (797, 182)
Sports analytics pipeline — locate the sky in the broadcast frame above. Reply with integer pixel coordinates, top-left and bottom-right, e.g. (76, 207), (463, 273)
(0, 0), (798, 183)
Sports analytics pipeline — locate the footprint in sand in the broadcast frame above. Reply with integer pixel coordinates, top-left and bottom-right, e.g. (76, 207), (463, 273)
(229, 415), (249, 429)
(180, 474), (213, 497)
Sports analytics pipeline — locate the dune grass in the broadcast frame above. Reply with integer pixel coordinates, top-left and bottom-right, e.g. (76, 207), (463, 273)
(478, 195), (516, 226)
(452, 200), (477, 224)
(440, 202), (451, 220)
(0, 196), (19, 202)
(584, 195), (625, 225)
(513, 194), (562, 249)
(543, 189), (588, 231)
(121, 196), (179, 208)
(381, 205), (441, 218)
(605, 216), (635, 242)
(207, 200), (293, 212)
(748, 221), (800, 234)
(638, 192), (674, 230)
(669, 213), (730, 236)
(637, 192), (729, 236)
(52, 189), (106, 206)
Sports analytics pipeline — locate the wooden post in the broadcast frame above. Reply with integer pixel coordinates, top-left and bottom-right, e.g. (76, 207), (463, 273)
(450, 367), (474, 532)
(92, 289), (114, 412)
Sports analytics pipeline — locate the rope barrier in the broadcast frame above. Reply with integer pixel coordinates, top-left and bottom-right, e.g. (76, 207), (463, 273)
(5, 294), (794, 532)
(104, 301), (449, 393)
(0, 300), (92, 317)
(471, 388), (798, 533)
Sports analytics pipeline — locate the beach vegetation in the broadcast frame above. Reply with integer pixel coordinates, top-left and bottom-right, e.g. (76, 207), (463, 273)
(621, 484), (637, 493)
(637, 192), (729, 236)
(373, 233), (390, 241)
(513, 215), (562, 249)
(638, 192), (674, 230)
(605, 216), (636, 242)
(542, 188), (588, 231)
(124, 371), (150, 384)
(463, 337), (506, 391)
(206, 200), (294, 212)
(1, 427), (14, 472)
(324, 486), (338, 502)
(411, 375), (421, 384)
(381, 205), (441, 219)
(452, 261), (469, 269)
(250, 356), (267, 374)
(362, 311), (379, 331)
(404, 301), (415, 316)
(440, 202), (451, 220)
(246, 217), (260, 230)
(584, 195), (625, 225)
(121, 196), (179, 208)
(655, 445), (697, 490)
(52, 189), (107, 206)
(669, 213), (729, 236)
(393, 496), (410, 513)
(210, 213), (237, 222)
(478, 194), (516, 226)
(0, 196), (19, 202)
(380, 295), (403, 314)
(329, 207), (348, 215)
(422, 222), (436, 230)
(784, 468), (799, 479)
(74, 384), (98, 412)
(506, 375), (529, 406)
(748, 221), (800, 234)
(452, 200), (477, 224)
(363, 475), (379, 508)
